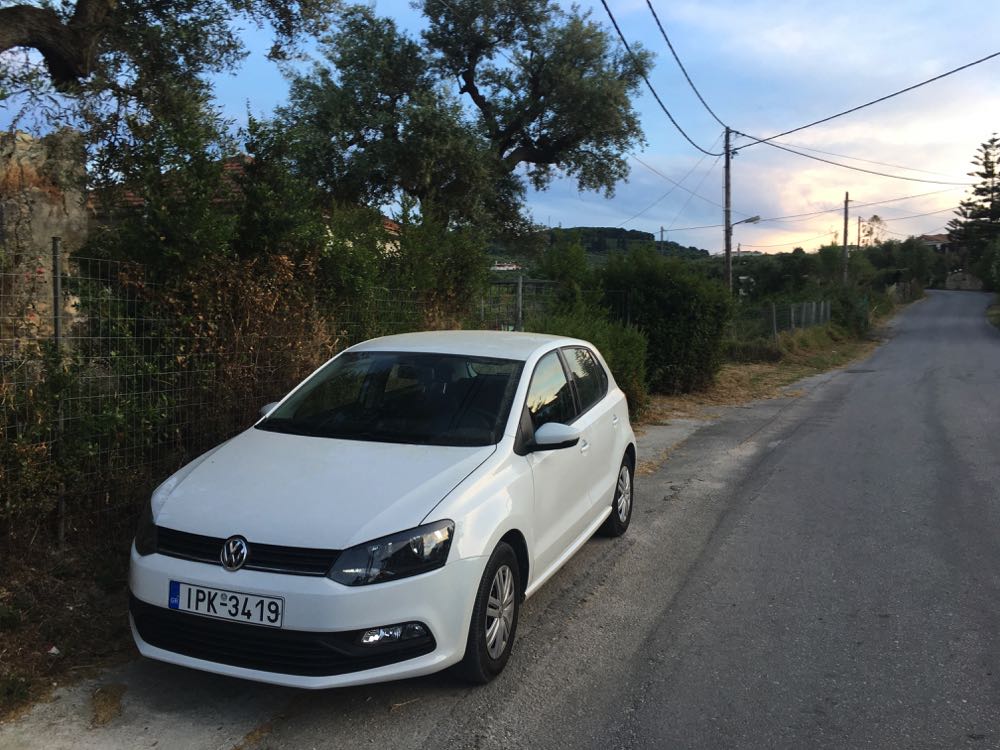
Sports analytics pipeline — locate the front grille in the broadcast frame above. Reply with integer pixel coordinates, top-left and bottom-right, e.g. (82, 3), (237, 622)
(130, 595), (436, 677)
(156, 527), (340, 576)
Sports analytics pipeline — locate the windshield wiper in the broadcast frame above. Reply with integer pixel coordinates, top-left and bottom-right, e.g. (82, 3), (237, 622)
(255, 419), (322, 437)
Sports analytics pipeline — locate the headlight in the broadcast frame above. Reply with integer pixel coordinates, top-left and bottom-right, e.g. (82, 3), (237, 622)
(134, 497), (157, 556)
(328, 520), (454, 586)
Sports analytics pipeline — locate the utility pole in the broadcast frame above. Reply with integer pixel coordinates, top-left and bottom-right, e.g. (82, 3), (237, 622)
(857, 216), (862, 250)
(724, 127), (733, 293)
(842, 191), (850, 284)
(660, 225), (665, 255)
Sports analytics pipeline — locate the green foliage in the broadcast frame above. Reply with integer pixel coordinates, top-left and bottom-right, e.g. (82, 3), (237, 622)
(233, 116), (329, 258)
(281, 0), (650, 235)
(603, 249), (732, 394)
(85, 88), (238, 279)
(525, 309), (648, 419)
(389, 201), (489, 311)
(982, 239), (1000, 290)
(536, 233), (596, 310)
(830, 287), (871, 334)
(948, 134), (1000, 276)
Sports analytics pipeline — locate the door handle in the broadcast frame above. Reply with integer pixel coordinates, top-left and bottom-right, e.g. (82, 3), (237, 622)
(580, 439), (590, 454)
(612, 414), (620, 426)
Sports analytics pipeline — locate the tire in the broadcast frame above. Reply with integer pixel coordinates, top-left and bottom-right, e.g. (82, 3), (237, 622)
(458, 541), (521, 684)
(599, 454), (634, 537)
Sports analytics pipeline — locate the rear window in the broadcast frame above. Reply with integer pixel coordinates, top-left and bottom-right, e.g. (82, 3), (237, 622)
(258, 352), (523, 447)
(564, 347), (608, 413)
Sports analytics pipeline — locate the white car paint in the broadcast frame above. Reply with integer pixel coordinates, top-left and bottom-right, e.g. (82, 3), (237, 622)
(129, 330), (636, 688)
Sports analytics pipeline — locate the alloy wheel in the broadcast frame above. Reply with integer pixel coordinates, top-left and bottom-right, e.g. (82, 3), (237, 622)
(485, 564), (516, 660)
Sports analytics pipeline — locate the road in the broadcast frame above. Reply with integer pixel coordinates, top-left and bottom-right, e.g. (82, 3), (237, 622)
(2, 290), (999, 749)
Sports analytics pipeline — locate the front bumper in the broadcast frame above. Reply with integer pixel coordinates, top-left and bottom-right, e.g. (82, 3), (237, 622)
(128, 545), (484, 688)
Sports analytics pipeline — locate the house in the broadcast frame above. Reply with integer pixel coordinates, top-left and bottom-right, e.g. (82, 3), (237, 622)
(918, 234), (951, 253)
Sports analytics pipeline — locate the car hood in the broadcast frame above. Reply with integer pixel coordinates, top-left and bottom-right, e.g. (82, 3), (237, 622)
(153, 427), (495, 549)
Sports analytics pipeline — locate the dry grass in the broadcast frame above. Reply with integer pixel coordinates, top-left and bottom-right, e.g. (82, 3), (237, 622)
(91, 683), (127, 727)
(638, 325), (880, 427)
(0, 551), (134, 722)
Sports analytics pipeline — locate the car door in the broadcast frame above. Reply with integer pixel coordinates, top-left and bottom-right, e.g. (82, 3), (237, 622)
(562, 346), (617, 523)
(522, 350), (590, 578)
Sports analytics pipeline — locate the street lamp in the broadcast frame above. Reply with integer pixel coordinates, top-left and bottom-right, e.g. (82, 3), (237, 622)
(725, 215), (760, 292)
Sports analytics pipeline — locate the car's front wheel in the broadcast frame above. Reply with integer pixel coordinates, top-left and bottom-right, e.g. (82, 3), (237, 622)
(458, 541), (520, 684)
(599, 454), (634, 537)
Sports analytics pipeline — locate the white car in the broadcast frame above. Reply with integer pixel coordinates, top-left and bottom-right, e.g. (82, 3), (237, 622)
(129, 331), (636, 687)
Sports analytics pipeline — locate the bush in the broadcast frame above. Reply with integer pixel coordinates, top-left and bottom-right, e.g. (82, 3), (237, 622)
(525, 308), (648, 419)
(830, 287), (871, 334)
(603, 249), (731, 394)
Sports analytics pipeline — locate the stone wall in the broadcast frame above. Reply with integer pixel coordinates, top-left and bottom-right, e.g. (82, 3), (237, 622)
(0, 129), (89, 347)
(945, 271), (984, 291)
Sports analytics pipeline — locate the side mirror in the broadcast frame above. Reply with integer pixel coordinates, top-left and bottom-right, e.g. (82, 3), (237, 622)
(259, 402), (279, 419)
(531, 422), (581, 451)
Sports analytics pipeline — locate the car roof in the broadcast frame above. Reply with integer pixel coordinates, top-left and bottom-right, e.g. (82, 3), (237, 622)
(347, 330), (586, 361)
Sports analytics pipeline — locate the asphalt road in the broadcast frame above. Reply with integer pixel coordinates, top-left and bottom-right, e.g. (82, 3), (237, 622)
(3, 290), (999, 750)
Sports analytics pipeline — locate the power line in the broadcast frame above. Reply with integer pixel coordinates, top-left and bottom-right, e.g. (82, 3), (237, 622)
(618, 133), (722, 227)
(880, 206), (958, 222)
(741, 231), (837, 249)
(598, 0), (723, 157)
(631, 154), (740, 212)
(767, 140), (967, 179)
(644, 0), (726, 128)
(655, 188), (958, 230)
(739, 138), (974, 185)
(667, 155), (722, 230)
(736, 50), (1000, 149)
(768, 189), (959, 222)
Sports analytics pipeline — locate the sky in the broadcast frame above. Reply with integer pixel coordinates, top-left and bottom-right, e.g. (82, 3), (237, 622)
(10, 0), (1000, 253)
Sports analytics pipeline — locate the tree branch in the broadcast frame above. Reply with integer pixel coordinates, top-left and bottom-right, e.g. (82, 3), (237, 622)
(0, 0), (116, 88)
(457, 55), (499, 141)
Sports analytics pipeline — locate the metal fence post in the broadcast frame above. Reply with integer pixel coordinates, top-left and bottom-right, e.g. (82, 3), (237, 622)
(516, 274), (524, 332)
(790, 303), (795, 330)
(52, 237), (66, 547)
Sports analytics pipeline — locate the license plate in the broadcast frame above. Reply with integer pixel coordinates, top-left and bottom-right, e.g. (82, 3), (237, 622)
(168, 581), (284, 627)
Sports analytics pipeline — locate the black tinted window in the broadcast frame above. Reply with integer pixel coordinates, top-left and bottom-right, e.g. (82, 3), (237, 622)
(526, 351), (577, 429)
(565, 347), (607, 412)
(258, 352), (522, 446)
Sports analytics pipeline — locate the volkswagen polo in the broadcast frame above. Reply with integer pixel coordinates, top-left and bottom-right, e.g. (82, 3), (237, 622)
(129, 330), (636, 687)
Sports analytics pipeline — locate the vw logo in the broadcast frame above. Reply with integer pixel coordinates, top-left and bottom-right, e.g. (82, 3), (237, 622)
(220, 536), (249, 571)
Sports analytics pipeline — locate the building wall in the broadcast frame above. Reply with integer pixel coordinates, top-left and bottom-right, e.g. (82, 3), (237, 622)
(0, 130), (89, 347)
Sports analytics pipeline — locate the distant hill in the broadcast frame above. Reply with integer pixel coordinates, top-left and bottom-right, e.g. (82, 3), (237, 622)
(546, 227), (710, 259)
(486, 226), (711, 275)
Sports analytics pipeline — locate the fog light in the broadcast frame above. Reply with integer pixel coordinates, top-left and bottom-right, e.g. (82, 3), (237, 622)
(360, 622), (428, 645)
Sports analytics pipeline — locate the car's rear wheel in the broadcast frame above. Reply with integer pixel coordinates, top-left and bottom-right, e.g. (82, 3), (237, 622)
(458, 541), (520, 684)
(599, 455), (634, 537)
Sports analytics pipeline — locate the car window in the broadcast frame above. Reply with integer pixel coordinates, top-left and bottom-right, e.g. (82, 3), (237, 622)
(258, 352), (523, 447)
(564, 347), (608, 413)
(525, 351), (577, 429)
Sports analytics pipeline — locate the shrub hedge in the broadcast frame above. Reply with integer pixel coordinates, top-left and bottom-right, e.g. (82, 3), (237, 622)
(525, 309), (648, 419)
(603, 249), (732, 394)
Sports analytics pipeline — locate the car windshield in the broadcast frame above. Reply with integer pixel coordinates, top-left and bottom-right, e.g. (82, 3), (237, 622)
(256, 351), (524, 447)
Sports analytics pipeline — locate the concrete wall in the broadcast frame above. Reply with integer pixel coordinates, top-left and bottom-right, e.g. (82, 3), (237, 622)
(0, 129), (89, 346)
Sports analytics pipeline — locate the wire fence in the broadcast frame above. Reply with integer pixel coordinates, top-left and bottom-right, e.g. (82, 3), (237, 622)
(2, 245), (838, 553)
(0, 255), (626, 551)
(728, 299), (832, 342)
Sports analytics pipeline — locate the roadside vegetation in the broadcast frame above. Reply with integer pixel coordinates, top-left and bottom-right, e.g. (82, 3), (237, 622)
(1, 0), (997, 721)
(988, 301), (1000, 330)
